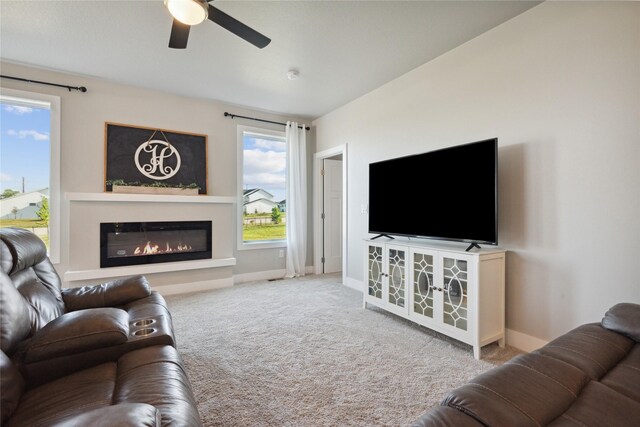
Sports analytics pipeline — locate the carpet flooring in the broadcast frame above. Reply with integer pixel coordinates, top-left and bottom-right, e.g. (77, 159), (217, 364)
(165, 273), (521, 427)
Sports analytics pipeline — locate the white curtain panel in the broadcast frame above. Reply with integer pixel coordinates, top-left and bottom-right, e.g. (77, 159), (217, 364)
(285, 122), (307, 277)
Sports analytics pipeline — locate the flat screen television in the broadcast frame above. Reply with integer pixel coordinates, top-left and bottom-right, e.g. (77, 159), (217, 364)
(368, 138), (497, 249)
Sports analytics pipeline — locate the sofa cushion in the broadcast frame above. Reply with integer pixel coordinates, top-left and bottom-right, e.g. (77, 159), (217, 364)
(114, 346), (202, 426)
(600, 344), (640, 403)
(535, 323), (634, 380)
(602, 303), (640, 342)
(0, 228), (65, 334)
(0, 271), (31, 353)
(48, 403), (161, 427)
(547, 380), (640, 427)
(11, 267), (65, 333)
(0, 351), (24, 424)
(62, 275), (151, 312)
(7, 345), (201, 427)
(25, 307), (129, 363)
(441, 352), (589, 427)
(0, 240), (13, 274)
(6, 361), (117, 427)
(0, 227), (47, 275)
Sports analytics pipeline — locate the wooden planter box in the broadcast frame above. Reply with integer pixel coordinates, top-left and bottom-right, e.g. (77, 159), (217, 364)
(112, 185), (199, 196)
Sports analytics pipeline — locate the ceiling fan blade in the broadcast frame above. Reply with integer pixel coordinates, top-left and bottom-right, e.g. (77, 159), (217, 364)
(169, 19), (191, 49)
(208, 4), (271, 49)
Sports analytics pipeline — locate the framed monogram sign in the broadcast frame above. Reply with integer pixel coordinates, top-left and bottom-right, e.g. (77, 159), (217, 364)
(104, 123), (207, 195)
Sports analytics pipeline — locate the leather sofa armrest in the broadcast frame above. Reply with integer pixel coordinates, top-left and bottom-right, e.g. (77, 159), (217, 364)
(601, 303), (640, 342)
(62, 275), (151, 311)
(24, 308), (129, 363)
(411, 406), (485, 427)
(48, 403), (161, 427)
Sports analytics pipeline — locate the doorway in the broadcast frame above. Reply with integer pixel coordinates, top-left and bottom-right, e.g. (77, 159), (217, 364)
(314, 145), (347, 282)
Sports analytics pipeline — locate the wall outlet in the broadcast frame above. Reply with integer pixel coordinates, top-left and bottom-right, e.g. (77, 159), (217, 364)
(279, 249), (285, 258)
(360, 204), (368, 214)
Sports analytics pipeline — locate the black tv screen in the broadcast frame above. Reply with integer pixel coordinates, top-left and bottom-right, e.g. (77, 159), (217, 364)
(368, 138), (498, 245)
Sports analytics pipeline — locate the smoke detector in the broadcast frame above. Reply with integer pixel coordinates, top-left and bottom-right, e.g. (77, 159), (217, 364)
(287, 69), (299, 80)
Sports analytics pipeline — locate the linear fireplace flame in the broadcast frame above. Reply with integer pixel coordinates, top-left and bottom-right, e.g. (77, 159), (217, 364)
(134, 241), (193, 255)
(100, 221), (212, 268)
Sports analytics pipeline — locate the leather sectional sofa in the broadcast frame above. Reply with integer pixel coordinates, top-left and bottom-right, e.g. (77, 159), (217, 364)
(412, 302), (640, 426)
(0, 227), (202, 426)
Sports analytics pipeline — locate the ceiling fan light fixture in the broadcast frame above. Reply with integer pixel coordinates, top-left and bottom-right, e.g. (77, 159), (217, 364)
(165, 0), (208, 26)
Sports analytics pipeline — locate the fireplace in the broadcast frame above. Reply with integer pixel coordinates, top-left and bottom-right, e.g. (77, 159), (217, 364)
(100, 221), (212, 268)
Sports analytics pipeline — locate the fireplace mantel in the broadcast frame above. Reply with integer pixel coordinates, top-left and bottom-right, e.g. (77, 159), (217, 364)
(64, 192), (237, 284)
(64, 257), (236, 282)
(66, 192), (236, 204)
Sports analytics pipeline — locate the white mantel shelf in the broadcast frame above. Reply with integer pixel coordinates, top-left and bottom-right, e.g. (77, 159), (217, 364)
(64, 257), (236, 282)
(65, 192), (236, 204)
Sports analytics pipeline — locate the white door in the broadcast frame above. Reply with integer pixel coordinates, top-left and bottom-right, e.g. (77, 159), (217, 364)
(323, 159), (343, 273)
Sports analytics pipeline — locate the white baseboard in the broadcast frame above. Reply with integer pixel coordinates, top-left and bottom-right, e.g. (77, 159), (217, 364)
(506, 328), (549, 353)
(234, 266), (315, 285)
(234, 269), (286, 284)
(152, 265), (318, 294)
(153, 277), (233, 296)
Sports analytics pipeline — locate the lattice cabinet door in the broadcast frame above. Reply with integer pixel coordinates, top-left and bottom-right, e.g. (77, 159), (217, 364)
(436, 253), (475, 342)
(365, 243), (384, 301)
(409, 248), (438, 327)
(384, 244), (409, 316)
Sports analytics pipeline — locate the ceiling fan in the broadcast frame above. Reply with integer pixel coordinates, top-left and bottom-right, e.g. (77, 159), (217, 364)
(164, 0), (271, 49)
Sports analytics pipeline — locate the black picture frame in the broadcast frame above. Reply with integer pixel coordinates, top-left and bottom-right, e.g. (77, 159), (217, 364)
(104, 122), (208, 194)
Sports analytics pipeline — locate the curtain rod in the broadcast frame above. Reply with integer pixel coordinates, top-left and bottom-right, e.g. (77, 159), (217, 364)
(224, 112), (310, 131)
(0, 75), (87, 93)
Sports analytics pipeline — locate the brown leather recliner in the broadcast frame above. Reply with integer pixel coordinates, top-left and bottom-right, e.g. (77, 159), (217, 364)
(0, 227), (202, 426)
(412, 303), (640, 426)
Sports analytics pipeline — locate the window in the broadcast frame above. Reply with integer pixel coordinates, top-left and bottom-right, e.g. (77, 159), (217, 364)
(0, 89), (60, 263)
(237, 125), (286, 250)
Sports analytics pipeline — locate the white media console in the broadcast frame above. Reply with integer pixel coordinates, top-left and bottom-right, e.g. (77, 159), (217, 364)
(363, 238), (506, 359)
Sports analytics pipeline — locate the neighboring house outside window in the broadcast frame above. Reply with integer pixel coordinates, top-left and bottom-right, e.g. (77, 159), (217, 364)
(243, 188), (278, 214)
(0, 190), (49, 219)
(0, 89), (60, 263)
(237, 126), (286, 250)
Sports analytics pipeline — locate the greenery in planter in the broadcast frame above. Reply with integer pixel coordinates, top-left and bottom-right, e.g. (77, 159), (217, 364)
(106, 179), (200, 190)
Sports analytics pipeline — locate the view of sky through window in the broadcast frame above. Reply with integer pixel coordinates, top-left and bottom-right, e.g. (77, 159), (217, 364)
(0, 102), (50, 193)
(243, 132), (286, 201)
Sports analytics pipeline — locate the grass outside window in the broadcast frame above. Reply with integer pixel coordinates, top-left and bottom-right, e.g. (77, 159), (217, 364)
(0, 219), (49, 248)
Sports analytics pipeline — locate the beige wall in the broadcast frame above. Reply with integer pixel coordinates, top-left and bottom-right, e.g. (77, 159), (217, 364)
(0, 61), (314, 288)
(313, 2), (640, 342)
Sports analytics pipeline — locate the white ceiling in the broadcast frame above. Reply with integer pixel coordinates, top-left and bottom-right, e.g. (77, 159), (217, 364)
(0, 1), (541, 120)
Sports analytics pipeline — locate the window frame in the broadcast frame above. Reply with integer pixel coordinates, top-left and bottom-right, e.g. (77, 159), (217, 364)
(236, 125), (286, 251)
(0, 88), (61, 264)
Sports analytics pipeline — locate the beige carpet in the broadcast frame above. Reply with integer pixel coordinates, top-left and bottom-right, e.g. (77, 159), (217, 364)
(165, 274), (521, 427)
